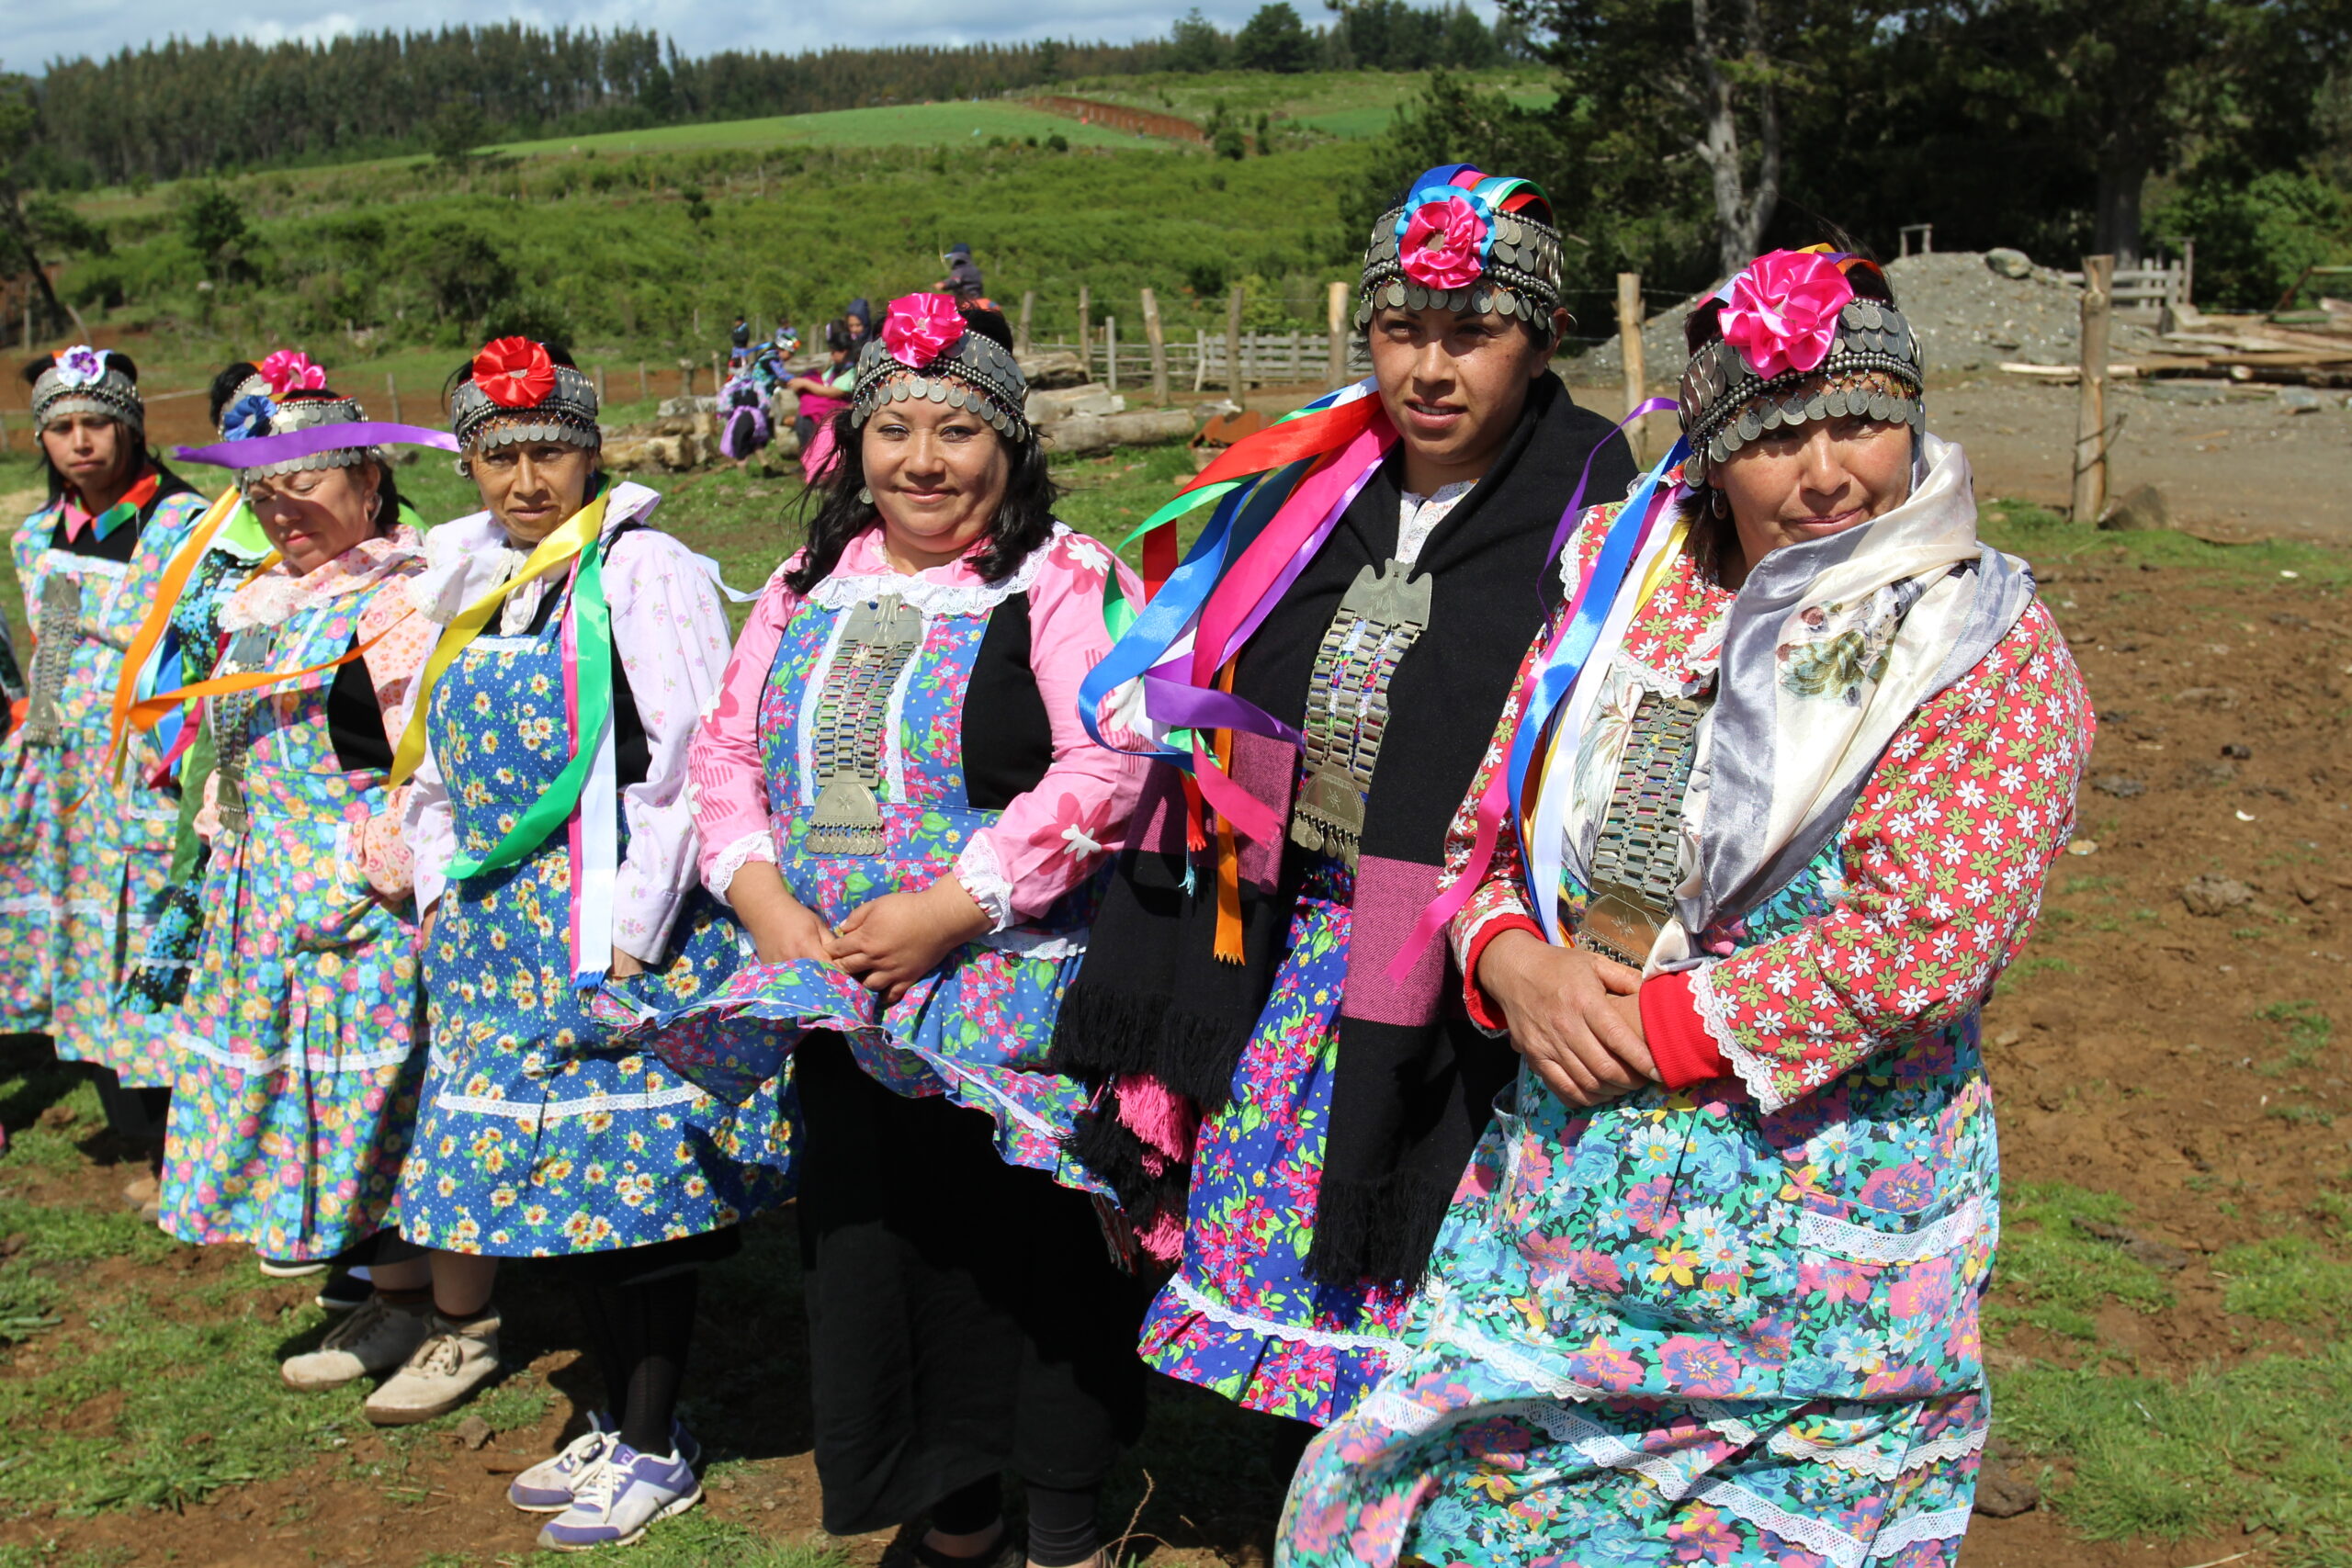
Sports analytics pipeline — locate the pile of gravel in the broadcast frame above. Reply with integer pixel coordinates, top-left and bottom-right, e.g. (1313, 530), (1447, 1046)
(1566, 251), (2163, 384)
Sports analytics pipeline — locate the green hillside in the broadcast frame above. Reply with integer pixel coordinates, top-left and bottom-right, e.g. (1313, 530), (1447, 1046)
(485, 101), (1159, 159)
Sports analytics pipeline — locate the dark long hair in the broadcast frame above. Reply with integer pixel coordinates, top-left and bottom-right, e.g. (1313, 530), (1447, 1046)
(21, 349), (149, 504)
(785, 310), (1056, 594)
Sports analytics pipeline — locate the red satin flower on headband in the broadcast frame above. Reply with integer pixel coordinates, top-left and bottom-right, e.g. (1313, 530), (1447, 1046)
(881, 292), (967, 369)
(1398, 195), (1489, 291)
(257, 349), (326, 397)
(473, 336), (557, 408)
(1719, 250), (1855, 379)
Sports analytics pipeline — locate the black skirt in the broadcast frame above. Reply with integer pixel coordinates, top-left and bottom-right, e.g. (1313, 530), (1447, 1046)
(795, 1032), (1150, 1536)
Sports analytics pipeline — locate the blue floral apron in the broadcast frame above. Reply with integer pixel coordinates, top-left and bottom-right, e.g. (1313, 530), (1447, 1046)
(398, 557), (794, 1257)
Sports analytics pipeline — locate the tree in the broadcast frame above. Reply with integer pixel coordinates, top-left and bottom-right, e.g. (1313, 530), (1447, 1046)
(1167, 8), (1229, 72)
(177, 183), (249, 285)
(427, 102), (489, 168)
(413, 224), (517, 325)
(0, 81), (79, 336)
(1234, 4), (1317, 72)
(1035, 39), (1066, 84)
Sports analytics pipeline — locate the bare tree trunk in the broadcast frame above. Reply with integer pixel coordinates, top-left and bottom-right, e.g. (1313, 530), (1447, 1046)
(2094, 160), (2143, 271)
(1690, 0), (1780, 276)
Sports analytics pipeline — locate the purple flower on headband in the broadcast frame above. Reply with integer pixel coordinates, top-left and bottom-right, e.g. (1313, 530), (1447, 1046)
(52, 345), (105, 388)
(222, 392), (277, 442)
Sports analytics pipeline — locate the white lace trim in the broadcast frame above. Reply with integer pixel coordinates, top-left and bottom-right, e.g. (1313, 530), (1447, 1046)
(1357, 1386), (1453, 1439)
(1797, 1196), (1990, 1266)
(804, 521), (1068, 618)
(175, 1031), (416, 1076)
(1166, 1273), (1408, 1360)
(706, 829), (777, 904)
(1692, 965), (1787, 1112)
(926, 1056), (1062, 1142)
(954, 836), (1016, 933)
(979, 926), (1088, 962)
(1521, 1399), (1710, 1502)
(429, 1086), (705, 1122)
(0, 896), (57, 917)
(1765, 1420), (1988, 1481)
(1869, 1502), (1977, 1558)
(1427, 1320), (1611, 1403)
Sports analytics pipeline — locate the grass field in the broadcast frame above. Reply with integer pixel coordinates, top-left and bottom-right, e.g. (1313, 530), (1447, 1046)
(485, 102), (1160, 160)
(1050, 67), (1551, 139)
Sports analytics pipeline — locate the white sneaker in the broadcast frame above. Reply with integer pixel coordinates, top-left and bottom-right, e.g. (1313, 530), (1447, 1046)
(361, 1309), (502, 1425)
(508, 1413), (616, 1513)
(280, 1297), (431, 1392)
(537, 1443), (701, 1550)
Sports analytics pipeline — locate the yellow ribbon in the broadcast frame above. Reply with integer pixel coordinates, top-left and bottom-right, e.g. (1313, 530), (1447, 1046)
(387, 491), (611, 790)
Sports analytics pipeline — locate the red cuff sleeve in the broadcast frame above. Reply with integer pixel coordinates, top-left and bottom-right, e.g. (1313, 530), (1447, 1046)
(1643, 971), (1731, 1089)
(1461, 915), (1545, 1033)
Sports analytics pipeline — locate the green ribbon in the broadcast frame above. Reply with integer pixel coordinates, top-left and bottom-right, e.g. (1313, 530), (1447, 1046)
(444, 528), (614, 881)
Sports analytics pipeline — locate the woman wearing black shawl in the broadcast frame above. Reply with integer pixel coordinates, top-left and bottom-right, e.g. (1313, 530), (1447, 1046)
(1052, 166), (1636, 1427)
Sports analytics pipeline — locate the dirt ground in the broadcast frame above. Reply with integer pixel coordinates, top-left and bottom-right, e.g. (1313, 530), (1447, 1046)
(0, 397), (2346, 1566)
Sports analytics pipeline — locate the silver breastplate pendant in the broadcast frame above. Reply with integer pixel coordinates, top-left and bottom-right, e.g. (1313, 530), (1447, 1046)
(1574, 690), (1707, 968)
(21, 573), (84, 748)
(210, 625), (277, 839)
(1288, 559), (1433, 869)
(806, 594), (925, 857)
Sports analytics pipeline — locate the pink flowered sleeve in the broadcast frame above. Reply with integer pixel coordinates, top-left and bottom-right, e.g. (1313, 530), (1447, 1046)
(687, 560), (803, 902)
(1679, 602), (2094, 1111)
(351, 570), (438, 902)
(954, 532), (1152, 928)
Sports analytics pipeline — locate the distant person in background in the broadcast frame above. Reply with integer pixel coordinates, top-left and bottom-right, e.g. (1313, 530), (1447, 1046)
(729, 312), (752, 368)
(772, 320), (800, 358)
(3, 347), (211, 1186)
(843, 299), (873, 350)
(934, 243), (988, 307)
(786, 321), (856, 485)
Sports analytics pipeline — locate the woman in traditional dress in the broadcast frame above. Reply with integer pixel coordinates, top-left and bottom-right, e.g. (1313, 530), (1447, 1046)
(1048, 167), (1636, 1431)
(154, 385), (439, 1285)
(367, 338), (792, 1543)
(634, 294), (1150, 1568)
(786, 319), (857, 483)
(1276, 249), (2093, 1568)
(2, 347), (211, 1161)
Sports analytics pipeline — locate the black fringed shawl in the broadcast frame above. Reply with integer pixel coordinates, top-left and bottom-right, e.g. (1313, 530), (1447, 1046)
(1052, 375), (1637, 1287)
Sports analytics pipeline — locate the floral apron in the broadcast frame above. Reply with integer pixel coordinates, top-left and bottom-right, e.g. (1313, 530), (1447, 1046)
(159, 590), (428, 1261)
(627, 582), (1102, 1190)
(398, 560), (794, 1257)
(0, 491), (209, 1075)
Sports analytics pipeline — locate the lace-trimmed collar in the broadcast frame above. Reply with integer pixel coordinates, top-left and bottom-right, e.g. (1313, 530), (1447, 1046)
(805, 521), (1070, 617)
(407, 481), (662, 626)
(221, 525), (424, 632)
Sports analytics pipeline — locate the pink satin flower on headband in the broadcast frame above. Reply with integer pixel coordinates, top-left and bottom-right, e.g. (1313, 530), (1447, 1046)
(1398, 195), (1489, 291)
(882, 292), (967, 368)
(257, 349), (327, 397)
(1719, 250), (1855, 378)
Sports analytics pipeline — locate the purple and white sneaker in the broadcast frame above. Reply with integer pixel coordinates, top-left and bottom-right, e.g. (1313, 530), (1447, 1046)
(510, 1416), (703, 1514)
(536, 1442), (702, 1550)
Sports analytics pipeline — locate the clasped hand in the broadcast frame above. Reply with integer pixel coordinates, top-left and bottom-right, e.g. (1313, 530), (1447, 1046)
(1477, 929), (1659, 1107)
(729, 862), (991, 1006)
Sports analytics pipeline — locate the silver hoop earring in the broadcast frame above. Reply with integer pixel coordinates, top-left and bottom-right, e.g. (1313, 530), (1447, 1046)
(856, 487), (873, 506)
(1709, 489), (1728, 520)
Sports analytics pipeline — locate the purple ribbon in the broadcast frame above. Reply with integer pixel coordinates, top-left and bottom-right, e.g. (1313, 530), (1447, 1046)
(1142, 672), (1306, 747)
(174, 422), (461, 468)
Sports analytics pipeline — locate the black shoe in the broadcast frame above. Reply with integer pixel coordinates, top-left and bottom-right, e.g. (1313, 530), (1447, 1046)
(315, 1267), (372, 1314)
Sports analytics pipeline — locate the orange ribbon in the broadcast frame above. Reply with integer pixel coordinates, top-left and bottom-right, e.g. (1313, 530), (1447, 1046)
(125, 612), (406, 731)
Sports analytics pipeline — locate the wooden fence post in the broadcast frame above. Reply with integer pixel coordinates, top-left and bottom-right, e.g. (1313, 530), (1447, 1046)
(1077, 285), (1091, 376)
(1140, 288), (1169, 404)
(1327, 282), (1348, 387)
(2072, 254), (2114, 524)
(712, 353), (725, 395)
(1616, 273), (1647, 465)
(1017, 291), (1035, 355)
(1105, 317), (1119, 392)
(1227, 284), (1247, 400)
(1194, 329), (1208, 393)
(0, 412), (10, 456)
(385, 372), (402, 425)
(595, 365), (608, 405)
(639, 362), (649, 401)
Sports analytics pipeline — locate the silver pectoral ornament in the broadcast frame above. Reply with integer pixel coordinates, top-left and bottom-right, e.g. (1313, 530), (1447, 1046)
(1288, 559), (1433, 869)
(805, 594), (925, 857)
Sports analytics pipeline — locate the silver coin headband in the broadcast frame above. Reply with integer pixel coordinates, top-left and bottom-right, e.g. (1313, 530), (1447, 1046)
(30, 349), (143, 434)
(848, 332), (1031, 444)
(1679, 297), (1927, 487)
(233, 395), (385, 487)
(449, 363), (601, 455)
(1352, 205), (1566, 333)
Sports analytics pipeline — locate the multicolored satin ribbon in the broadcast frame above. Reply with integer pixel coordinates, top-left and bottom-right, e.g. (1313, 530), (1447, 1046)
(389, 490), (615, 886)
(61, 469), (162, 545)
(107, 489), (272, 780)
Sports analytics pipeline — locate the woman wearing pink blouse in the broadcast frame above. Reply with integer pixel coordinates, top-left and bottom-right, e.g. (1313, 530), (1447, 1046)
(650, 296), (1150, 1568)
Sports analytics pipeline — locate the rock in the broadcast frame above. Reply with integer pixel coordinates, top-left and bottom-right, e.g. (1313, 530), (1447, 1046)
(2075, 1219), (2192, 1272)
(2181, 874), (2255, 917)
(2222, 742), (2252, 759)
(2174, 685), (2243, 710)
(1984, 247), (2034, 280)
(1014, 350), (1089, 389)
(2099, 483), (2170, 533)
(1973, 1458), (2041, 1518)
(1044, 407), (1195, 456)
(2278, 385), (2324, 412)
(2093, 774), (2146, 798)
(1025, 385), (1126, 423)
(656, 395), (718, 417)
(454, 1415), (494, 1450)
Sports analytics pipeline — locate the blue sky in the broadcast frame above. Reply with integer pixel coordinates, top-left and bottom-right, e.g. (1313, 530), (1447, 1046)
(3, 0), (1496, 78)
